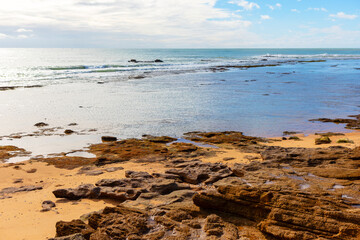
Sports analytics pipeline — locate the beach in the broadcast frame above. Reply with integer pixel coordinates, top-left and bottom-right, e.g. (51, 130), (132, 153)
(0, 130), (360, 239)
(0, 49), (360, 239)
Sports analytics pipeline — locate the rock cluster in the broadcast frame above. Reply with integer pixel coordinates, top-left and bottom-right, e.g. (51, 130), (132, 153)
(50, 132), (360, 240)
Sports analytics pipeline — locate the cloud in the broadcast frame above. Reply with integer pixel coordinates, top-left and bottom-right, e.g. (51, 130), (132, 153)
(0, 0), (258, 47)
(16, 28), (33, 33)
(0, 33), (9, 39)
(330, 12), (358, 20)
(291, 9), (300, 13)
(261, 15), (271, 20)
(268, 3), (281, 10)
(229, 0), (260, 11)
(308, 8), (327, 12)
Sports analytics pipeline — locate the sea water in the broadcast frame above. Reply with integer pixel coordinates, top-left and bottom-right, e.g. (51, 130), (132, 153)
(0, 48), (360, 155)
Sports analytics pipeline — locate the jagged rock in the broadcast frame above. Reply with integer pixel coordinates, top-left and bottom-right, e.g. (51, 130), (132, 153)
(55, 219), (94, 238)
(53, 184), (101, 200)
(193, 185), (360, 240)
(53, 172), (190, 202)
(165, 162), (233, 184)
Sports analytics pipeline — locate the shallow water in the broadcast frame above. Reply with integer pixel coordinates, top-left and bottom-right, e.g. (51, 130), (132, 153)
(0, 49), (360, 156)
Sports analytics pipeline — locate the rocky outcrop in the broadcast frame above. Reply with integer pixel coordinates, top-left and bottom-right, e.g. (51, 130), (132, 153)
(310, 114), (360, 129)
(165, 161), (233, 184)
(193, 185), (360, 240)
(53, 171), (191, 201)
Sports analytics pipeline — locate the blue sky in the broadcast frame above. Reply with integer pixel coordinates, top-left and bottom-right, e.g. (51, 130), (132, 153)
(0, 0), (359, 48)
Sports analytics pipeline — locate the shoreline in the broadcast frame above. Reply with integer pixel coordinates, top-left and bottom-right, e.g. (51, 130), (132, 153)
(0, 130), (359, 239)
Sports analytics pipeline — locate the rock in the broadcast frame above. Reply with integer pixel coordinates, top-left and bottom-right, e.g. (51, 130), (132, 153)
(165, 161), (233, 184)
(231, 164), (245, 177)
(55, 219), (94, 238)
(283, 131), (300, 136)
(0, 185), (42, 195)
(128, 59), (138, 63)
(154, 59), (163, 63)
(310, 115), (360, 130)
(142, 135), (176, 143)
(125, 170), (153, 179)
(26, 168), (37, 173)
(288, 136), (301, 141)
(49, 233), (85, 240)
(193, 185), (360, 240)
(337, 138), (354, 144)
(85, 170), (104, 176)
(64, 129), (74, 135)
(41, 200), (56, 212)
(68, 123), (78, 126)
(315, 136), (331, 145)
(104, 167), (124, 172)
(53, 184), (101, 200)
(101, 136), (117, 142)
(34, 122), (48, 127)
(13, 178), (23, 183)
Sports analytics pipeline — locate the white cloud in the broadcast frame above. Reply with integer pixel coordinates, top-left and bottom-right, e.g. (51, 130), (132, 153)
(0, 33), (9, 39)
(261, 15), (271, 20)
(308, 8), (327, 12)
(291, 9), (300, 13)
(16, 28), (33, 33)
(0, 0), (258, 47)
(229, 0), (260, 11)
(268, 3), (281, 10)
(16, 34), (29, 39)
(330, 12), (358, 20)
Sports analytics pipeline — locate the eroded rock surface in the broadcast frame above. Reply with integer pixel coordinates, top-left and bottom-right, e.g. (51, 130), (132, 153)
(51, 133), (360, 240)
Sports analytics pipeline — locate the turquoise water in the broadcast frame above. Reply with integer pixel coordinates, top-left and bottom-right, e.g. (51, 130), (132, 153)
(0, 48), (360, 141)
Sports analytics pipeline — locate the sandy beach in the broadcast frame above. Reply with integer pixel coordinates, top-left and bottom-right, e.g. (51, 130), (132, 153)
(0, 130), (359, 239)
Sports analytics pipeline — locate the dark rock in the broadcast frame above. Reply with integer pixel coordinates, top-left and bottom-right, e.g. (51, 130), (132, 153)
(64, 129), (74, 135)
(13, 178), (23, 183)
(34, 122), (48, 127)
(125, 170), (153, 179)
(0, 185), (43, 195)
(154, 59), (163, 63)
(101, 136), (117, 142)
(53, 184), (101, 200)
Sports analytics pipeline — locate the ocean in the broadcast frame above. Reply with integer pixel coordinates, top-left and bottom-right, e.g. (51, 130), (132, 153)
(0, 48), (360, 156)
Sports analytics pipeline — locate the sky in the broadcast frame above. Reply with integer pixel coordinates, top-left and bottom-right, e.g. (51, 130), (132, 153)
(0, 0), (359, 48)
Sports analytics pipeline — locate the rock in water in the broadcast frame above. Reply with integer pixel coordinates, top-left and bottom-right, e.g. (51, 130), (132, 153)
(101, 136), (117, 142)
